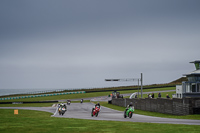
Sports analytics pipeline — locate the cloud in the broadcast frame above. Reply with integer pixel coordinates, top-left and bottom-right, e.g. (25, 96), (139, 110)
(0, 0), (200, 89)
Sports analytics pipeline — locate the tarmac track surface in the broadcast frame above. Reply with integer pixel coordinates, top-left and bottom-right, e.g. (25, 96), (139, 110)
(1, 102), (200, 125)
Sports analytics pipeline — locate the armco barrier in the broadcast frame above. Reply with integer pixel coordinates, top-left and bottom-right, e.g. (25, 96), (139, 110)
(0, 91), (85, 101)
(112, 97), (200, 115)
(0, 101), (58, 104)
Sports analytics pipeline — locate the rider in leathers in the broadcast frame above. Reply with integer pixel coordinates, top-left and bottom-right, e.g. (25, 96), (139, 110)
(92, 102), (101, 112)
(125, 102), (133, 112)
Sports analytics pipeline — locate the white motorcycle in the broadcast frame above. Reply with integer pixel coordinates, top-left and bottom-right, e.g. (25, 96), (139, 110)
(58, 104), (67, 115)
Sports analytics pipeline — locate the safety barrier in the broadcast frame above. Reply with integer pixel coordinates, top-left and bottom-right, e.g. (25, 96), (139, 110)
(0, 91), (85, 101)
(112, 98), (200, 115)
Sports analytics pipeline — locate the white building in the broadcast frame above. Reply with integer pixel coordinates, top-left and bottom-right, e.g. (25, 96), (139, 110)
(176, 60), (200, 98)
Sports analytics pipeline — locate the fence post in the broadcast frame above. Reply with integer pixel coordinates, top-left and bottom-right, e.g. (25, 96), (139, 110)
(125, 98), (126, 107)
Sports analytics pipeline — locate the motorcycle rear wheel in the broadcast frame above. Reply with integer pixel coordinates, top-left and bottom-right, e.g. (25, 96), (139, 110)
(124, 111), (127, 118)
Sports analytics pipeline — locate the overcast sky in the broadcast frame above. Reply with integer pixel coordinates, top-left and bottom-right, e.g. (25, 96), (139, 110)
(0, 0), (200, 89)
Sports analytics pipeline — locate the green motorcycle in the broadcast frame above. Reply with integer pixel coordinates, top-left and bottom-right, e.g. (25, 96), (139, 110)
(124, 106), (134, 118)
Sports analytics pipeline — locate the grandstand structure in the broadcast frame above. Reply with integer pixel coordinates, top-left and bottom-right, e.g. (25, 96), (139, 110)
(176, 60), (200, 98)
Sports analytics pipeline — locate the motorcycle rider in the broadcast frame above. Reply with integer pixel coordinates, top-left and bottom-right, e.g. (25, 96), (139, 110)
(125, 102), (133, 112)
(67, 99), (71, 105)
(81, 99), (83, 103)
(92, 102), (101, 112)
(58, 103), (67, 115)
(95, 102), (100, 108)
(58, 103), (66, 109)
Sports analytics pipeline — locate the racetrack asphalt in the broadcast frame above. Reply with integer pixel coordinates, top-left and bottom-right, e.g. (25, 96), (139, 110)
(1, 90), (200, 125)
(1, 102), (200, 125)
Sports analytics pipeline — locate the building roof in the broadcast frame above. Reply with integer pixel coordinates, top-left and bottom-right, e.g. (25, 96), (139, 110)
(183, 69), (200, 76)
(190, 60), (200, 63)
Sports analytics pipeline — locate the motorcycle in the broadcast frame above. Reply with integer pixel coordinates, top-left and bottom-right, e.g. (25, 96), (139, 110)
(91, 106), (100, 117)
(67, 100), (71, 105)
(80, 99), (83, 103)
(58, 104), (67, 115)
(124, 106), (134, 118)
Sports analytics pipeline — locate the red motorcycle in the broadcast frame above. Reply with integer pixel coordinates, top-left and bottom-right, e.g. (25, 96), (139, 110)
(91, 106), (100, 117)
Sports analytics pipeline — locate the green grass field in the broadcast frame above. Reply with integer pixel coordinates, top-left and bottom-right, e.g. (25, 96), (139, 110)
(1, 87), (200, 120)
(0, 109), (200, 133)
(1, 87), (200, 132)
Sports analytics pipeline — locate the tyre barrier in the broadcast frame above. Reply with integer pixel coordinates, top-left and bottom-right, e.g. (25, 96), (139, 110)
(0, 101), (59, 104)
(0, 91), (85, 101)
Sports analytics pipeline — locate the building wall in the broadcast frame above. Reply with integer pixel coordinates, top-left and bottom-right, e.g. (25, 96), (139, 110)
(112, 98), (200, 115)
(176, 85), (182, 98)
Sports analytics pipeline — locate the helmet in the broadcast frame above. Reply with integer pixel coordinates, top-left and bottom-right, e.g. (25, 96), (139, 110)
(130, 102), (133, 106)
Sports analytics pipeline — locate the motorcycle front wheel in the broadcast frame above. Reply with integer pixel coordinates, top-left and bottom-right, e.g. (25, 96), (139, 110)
(91, 111), (94, 117)
(95, 112), (98, 117)
(129, 112), (132, 118)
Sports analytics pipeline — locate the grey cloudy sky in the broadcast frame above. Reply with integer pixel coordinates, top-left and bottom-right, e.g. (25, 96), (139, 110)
(0, 0), (200, 89)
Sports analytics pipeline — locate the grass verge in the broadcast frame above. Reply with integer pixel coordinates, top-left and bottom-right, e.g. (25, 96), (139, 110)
(0, 109), (200, 133)
(0, 100), (90, 107)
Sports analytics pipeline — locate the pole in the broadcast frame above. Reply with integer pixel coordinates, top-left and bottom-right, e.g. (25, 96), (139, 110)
(138, 79), (139, 98)
(125, 98), (126, 107)
(141, 73), (143, 98)
(105, 75), (143, 98)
